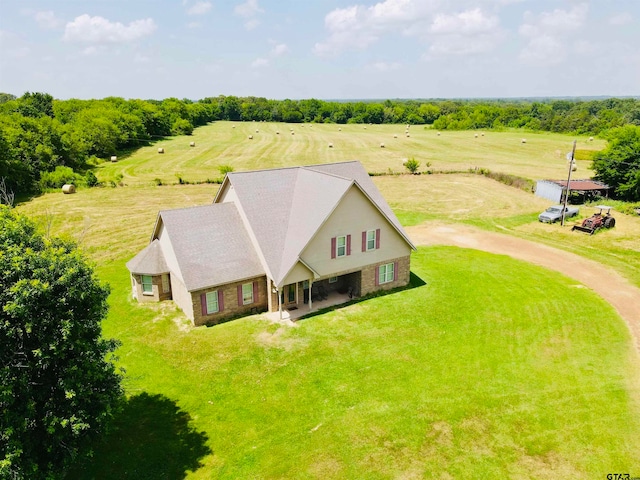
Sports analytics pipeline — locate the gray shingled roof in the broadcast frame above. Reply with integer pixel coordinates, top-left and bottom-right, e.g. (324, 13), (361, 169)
(223, 161), (414, 286)
(158, 203), (264, 292)
(126, 239), (168, 275)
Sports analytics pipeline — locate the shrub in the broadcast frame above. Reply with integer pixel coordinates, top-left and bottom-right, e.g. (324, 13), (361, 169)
(39, 166), (83, 190)
(404, 157), (420, 175)
(218, 165), (234, 176)
(85, 170), (99, 187)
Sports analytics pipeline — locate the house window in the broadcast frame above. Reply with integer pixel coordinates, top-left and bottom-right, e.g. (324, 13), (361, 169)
(242, 282), (254, 305)
(336, 235), (346, 257)
(161, 274), (170, 293)
(205, 291), (219, 314)
(328, 276), (338, 283)
(303, 280), (309, 289)
(288, 285), (296, 302)
(141, 275), (153, 295)
(378, 263), (394, 284)
(366, 230), (376, 251)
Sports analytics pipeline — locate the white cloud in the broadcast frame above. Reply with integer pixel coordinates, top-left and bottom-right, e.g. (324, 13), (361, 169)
(235, 0), (263, 29)
(63, 15), (157, 44)
(425, 8), (502, 57)
(187, 1), (212, 16)
(518, 3), (588, 65)
(270, 43), (289, 56)
(235, 0), (263, 18)
(608, 12), (632, 26)
(34, 11), (63, 30)
(369, 61), (401, 71)
(187, 21), (202, 29)
(244, 19), (261, 30)
(313, 0), (443, 57)
(251, 57), (269, 68)
(430, 8), (498, 35)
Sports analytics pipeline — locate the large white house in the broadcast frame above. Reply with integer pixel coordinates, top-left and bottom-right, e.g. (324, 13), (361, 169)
(127, 161), (416, 326)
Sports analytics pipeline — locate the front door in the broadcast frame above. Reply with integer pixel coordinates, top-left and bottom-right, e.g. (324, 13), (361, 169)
(280, 283), (297, 305)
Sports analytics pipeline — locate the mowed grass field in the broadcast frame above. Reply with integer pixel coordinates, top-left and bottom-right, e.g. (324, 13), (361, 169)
(96, 121), (605, 185)
(14, 122), (640, 478)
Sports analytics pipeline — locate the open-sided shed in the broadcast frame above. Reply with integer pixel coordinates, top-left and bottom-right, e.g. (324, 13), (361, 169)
(535, 179), (610, 203)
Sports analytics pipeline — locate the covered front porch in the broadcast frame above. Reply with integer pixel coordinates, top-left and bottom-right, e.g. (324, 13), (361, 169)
(266, 270), (361, 321)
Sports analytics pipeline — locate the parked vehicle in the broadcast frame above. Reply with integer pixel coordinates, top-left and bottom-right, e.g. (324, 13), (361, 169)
(538, 205), (579, 223)
(572, 205), (615, 234)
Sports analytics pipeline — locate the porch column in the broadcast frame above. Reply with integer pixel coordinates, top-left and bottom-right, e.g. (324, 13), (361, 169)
(277, 286), (282, 320)
(267, 278), (273, 312)
(308, 278), (313, 311)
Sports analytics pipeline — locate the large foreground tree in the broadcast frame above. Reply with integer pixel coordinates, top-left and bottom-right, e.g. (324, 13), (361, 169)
(592, 125), (640, 201)
(0, 206), (122, 479)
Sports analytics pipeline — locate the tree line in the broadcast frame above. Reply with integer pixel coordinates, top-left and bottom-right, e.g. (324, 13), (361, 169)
(1, 92), (639, 200)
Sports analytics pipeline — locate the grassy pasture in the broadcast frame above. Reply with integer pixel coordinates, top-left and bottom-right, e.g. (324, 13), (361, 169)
(96, 121), (605, 186)
(69, 248), (639, 479)
(13, 122), (640, 477)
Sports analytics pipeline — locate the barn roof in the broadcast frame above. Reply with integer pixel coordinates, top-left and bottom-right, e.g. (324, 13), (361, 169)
(541, 179), (610, 191)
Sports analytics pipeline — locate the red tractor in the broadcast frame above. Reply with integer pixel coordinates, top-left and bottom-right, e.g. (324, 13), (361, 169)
(572, 206), (616, 235)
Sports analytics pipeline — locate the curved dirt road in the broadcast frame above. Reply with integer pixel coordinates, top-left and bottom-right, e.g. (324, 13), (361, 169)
(407, 222), (640, 352)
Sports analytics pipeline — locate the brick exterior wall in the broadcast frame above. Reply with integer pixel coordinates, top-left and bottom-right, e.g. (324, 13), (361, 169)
(193, 276), (268, 326)
(132, 274), (172, 303)
(360, 255), (411, 296)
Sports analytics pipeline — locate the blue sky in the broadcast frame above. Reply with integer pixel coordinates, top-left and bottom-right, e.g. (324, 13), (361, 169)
(1, 0), (639, 100)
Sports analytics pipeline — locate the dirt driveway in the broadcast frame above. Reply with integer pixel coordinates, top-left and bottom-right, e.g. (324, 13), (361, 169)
(407, 222), (640, 352)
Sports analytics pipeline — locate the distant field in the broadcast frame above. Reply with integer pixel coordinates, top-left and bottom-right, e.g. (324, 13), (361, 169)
(96, 121), (605, 186)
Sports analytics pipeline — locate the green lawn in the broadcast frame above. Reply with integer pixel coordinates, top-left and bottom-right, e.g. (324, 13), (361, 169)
(69, 248), (640, 479)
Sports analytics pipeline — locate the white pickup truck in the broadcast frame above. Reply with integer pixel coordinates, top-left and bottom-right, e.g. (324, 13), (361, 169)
(538, 205), (579, 223)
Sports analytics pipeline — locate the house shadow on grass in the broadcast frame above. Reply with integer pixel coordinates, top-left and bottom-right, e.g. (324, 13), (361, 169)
(69, 392), (211, 480)
(298, 271), (427, 321)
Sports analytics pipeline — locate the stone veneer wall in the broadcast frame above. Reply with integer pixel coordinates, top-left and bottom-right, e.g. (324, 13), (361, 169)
(360, 255), (411, 296)
(192, 276), (268, 326)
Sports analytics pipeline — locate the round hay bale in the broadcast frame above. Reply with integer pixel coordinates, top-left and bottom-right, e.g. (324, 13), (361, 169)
(110, 155), (117, 162)
(380, 143), (385, 148)
(276, 131), (280, 134)
(406, 133), (410, 137)
(572, 164), (577, 172)
(62, 184), (76, 194)
(255, 129), (259, 133)
(364, 126), (367, 129)
(393, 134), (398, 138)
(474, 133), (478, 138)
(232, 125), (236, 128)
(437, 132), (441, 136)
(291, 131), (295, 135)
(589, 136), (594, 141)
(157, 147), (164, 154)
(189, 141), (195, 147)
(248, 135), (253, 139)
(481, 133), (484, 136)
(521, 138), (526, 144)
(328, 143), (333, 148)
(338, 127), (342, 131)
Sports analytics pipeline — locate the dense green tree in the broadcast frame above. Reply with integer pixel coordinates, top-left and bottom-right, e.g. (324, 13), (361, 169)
(0, 206), (123, 479)
(592, 125), (640, 201)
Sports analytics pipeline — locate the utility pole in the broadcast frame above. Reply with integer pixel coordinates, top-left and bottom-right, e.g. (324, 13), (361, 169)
(561, 140), (577, 226)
